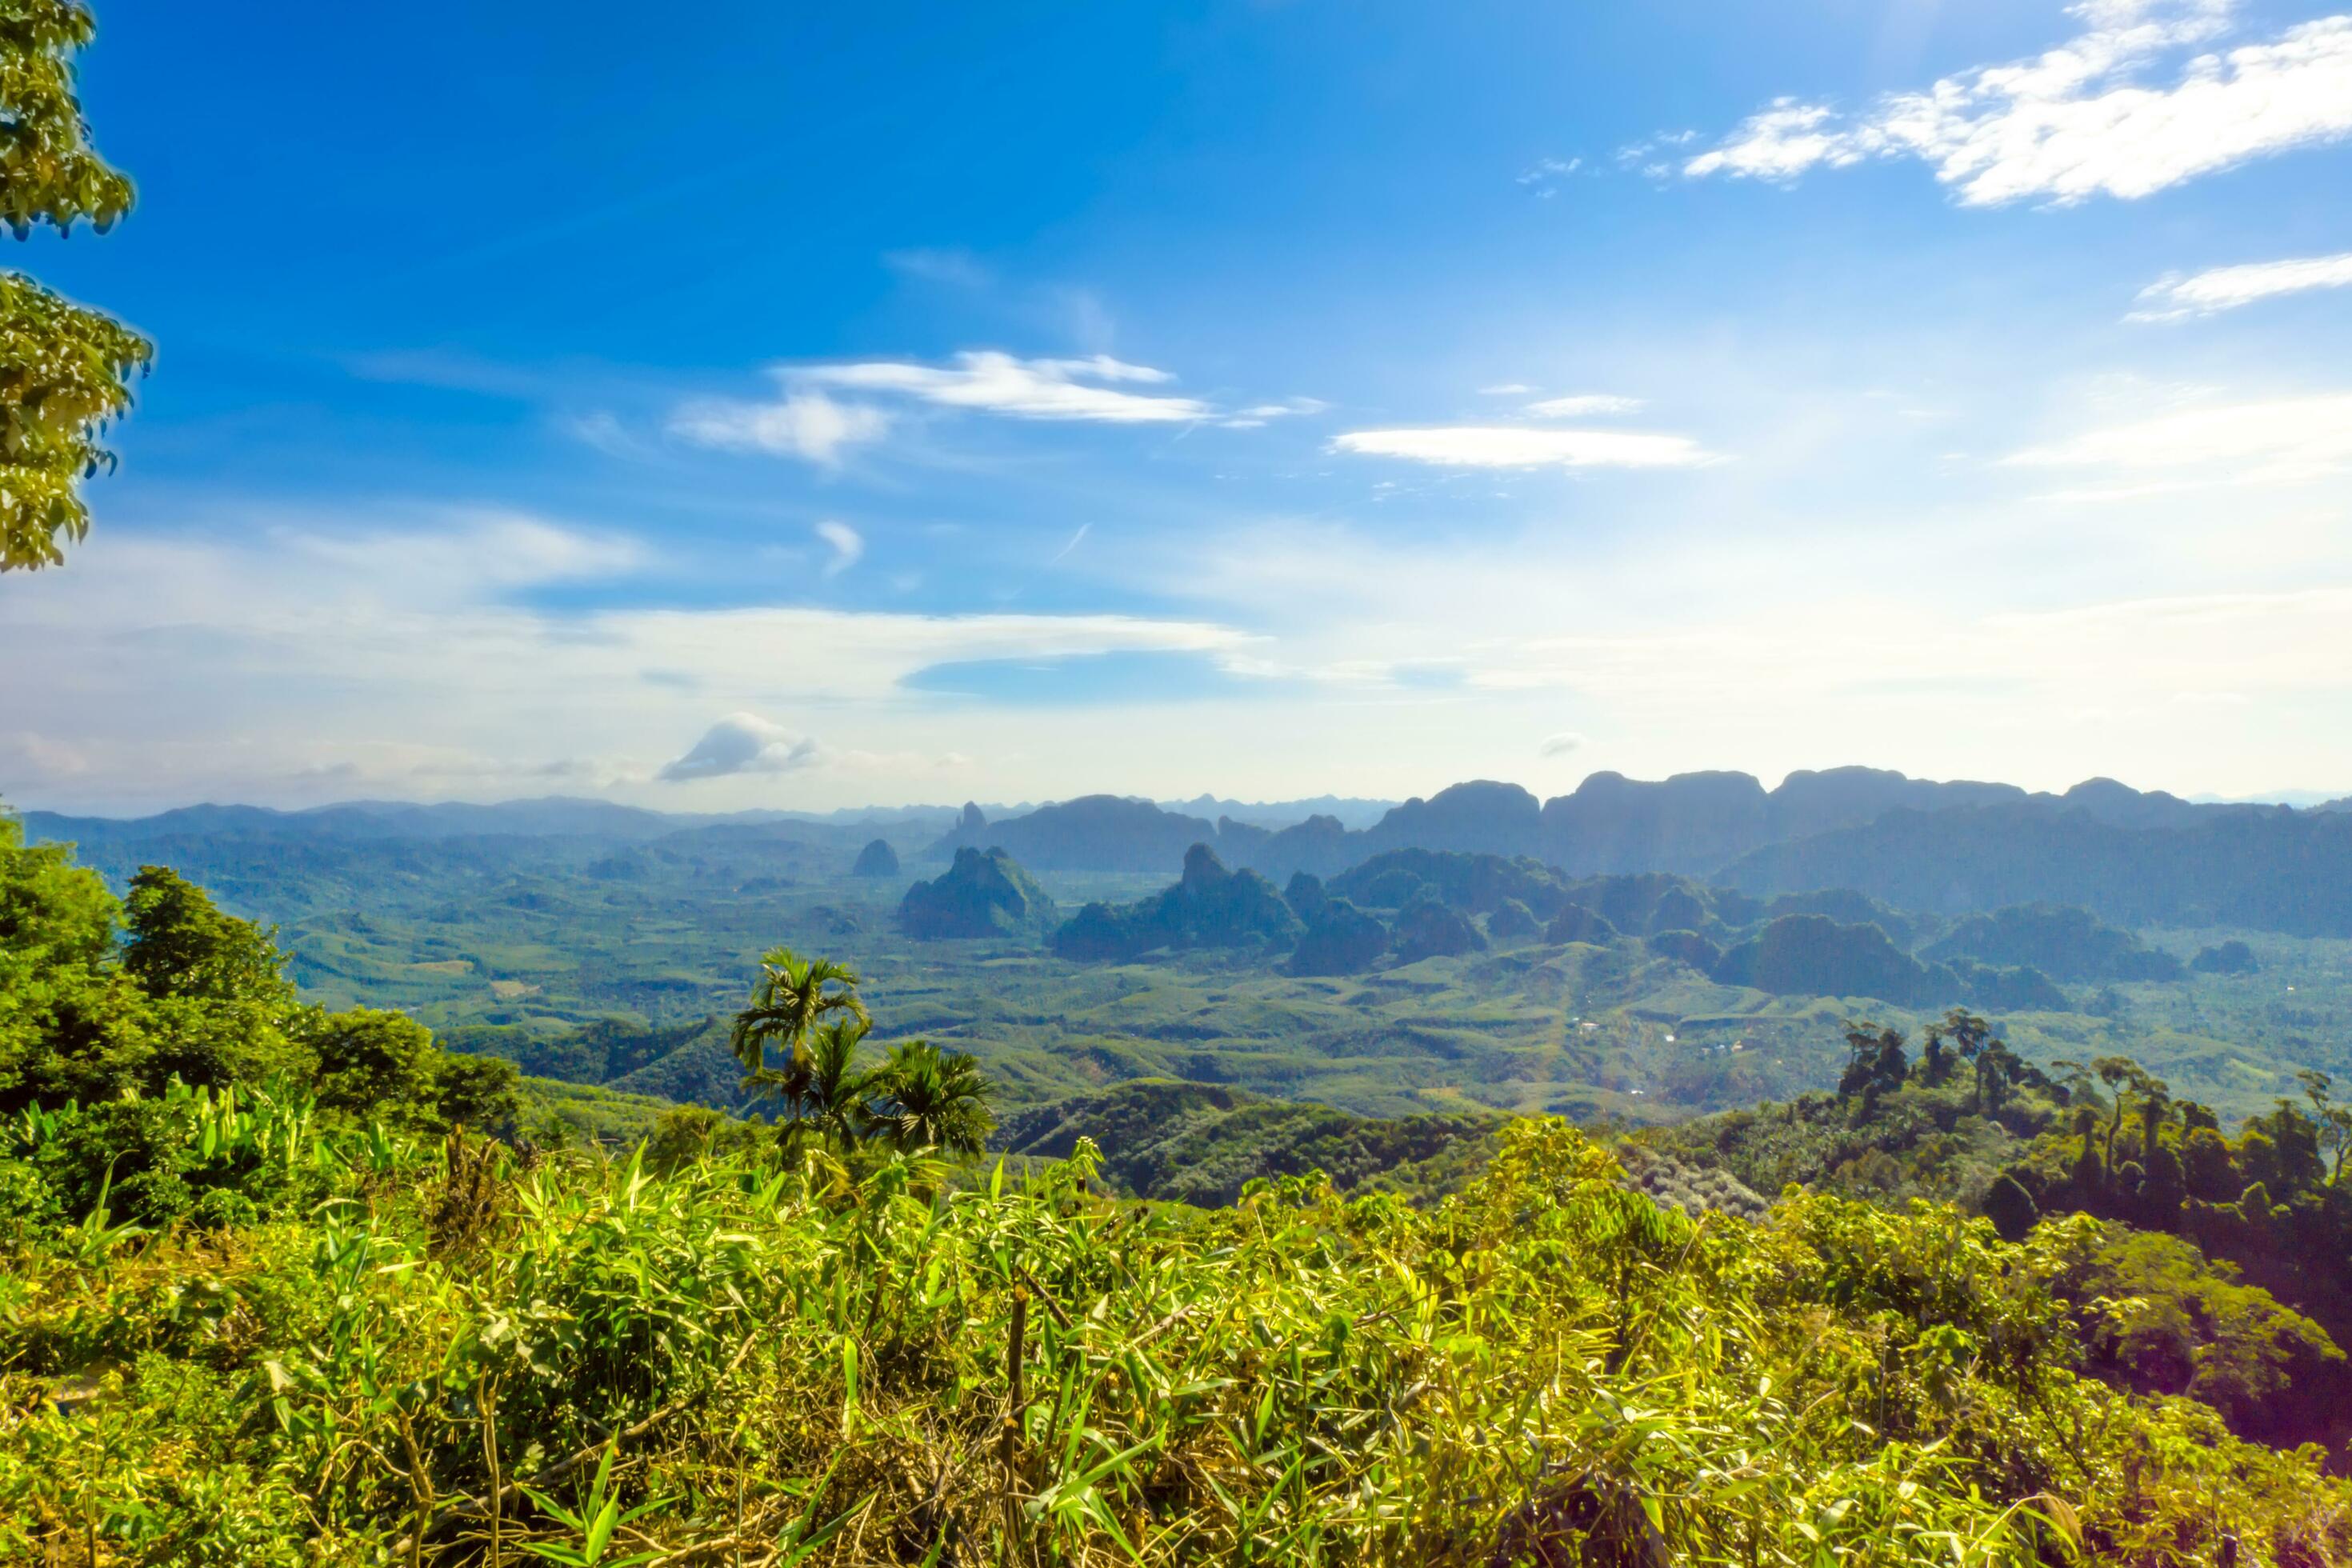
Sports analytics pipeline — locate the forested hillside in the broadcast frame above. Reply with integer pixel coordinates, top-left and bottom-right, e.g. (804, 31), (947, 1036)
(1637, 1011), (2352, 1448)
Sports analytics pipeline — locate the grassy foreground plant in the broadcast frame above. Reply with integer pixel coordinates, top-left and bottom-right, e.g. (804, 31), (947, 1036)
(4, 1074), (2347, 1564)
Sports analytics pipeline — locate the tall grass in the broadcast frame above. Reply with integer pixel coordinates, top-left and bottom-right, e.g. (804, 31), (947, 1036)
(2, 1098), (2345, 1565)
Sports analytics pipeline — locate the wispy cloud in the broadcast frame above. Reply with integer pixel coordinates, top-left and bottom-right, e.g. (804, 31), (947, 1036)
(798, 350), (1210, 422)
(1478, 383), (1536, 396)
(1518, 156), (1582, 196)
(1685, 0), (2352, 206)
(2130, 250), (2352, 321)
(668, 386), (890, 464)
(563, 410), (646, 458)
(1524, 394), (1644, 417)
(2005, 392), (2352, 482)
(659, 713), (823, 781)
(291, 508), (648, 588)
(815, 519), (863, 578)
(1221, 396), (1330, 429)
(1538, 730), (1588, 757)
(882, 247), (993, 288)
(1332, 426), (1718, 469)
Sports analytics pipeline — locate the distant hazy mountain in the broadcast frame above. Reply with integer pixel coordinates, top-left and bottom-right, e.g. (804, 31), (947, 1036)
(2189, 790), (2350, 809)
(1922, 903), (2185, 982)
(24, 796), (682, 846)
(24, 765), (2343, 936)
(15, 795), (922, 849)
(1156, 794), (1397, 830)
(921, 766), (2282, 889)
(1052, 844), (1300, 961)
(1722, 803), (2352, 935)
(898, 847), (1058, 939)
(926, 795), (1220, 871)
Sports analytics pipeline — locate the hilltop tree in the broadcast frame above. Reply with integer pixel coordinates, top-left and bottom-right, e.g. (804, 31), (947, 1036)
(2094, 1056), (2158, 1168)
(2136, 1076), (2174, 1162)
(1942, 1011), (2013, 1114)
(1918, 1023), (1952, 1087)
(120, 866), (290, 1008)
(0, 806), (131, 1106)
(867, 1039), (994, 1154)
(772, 1014), (875, 1150)
(729, 947), (866, 1093)
(1837, 1022), (1906, 1112)
(2, 0), (151, 570)
(728, 946), (994, 1158)
(310, 1009), (435, 1119)
(2298, 1070), (2352, 1184)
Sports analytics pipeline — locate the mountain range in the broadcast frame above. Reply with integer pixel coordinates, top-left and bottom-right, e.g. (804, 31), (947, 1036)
(915, 768), (2352, 933)
(22, 766), (2352, 936)
(927, 767), (2317, 880)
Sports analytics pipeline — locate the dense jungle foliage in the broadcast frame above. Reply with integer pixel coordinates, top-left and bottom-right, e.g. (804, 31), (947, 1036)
(6, 822), (2352, 1564)
(1638, 1015), (2352, 1449)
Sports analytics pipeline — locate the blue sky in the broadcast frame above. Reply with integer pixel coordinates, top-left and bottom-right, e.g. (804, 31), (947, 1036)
(6, 0), (2352, 812)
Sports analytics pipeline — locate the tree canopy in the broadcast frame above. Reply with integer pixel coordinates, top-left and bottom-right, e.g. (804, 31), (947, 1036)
(1, 0), (149, 570)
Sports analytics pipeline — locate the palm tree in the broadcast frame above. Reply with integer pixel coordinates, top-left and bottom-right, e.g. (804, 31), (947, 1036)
(868, 1041), (994, 1155)
(778, 1015), (877, 1150)
(730, 947), (866, 1092)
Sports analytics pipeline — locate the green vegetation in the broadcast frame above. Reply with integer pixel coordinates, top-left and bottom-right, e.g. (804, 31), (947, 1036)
(9, 1071), (2352, 1561)
(13, 818), (2352, 1558)
(28, 802), (2352, 1131)
(994, 1078), (1499, 1206)
(2, 818), (519, 1170)
(1, 0), (150, 570)
(1638, 1010), (2352, 1448)
(730, 946), (995, 1156)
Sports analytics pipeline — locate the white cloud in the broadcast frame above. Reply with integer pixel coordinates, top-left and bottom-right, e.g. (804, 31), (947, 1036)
(1524, 394), (1645, 418)
(660, 713), (824, 782)
(815, 519), (863, 578)
(1332, 426), (1718, 469)
(2006, 392), (2352, 482)
(0, 511), (1262, 811)
(796, 350), (1210, 422)
(1686, 1), (2352, 206)
(668, 386), (890, 464)
(1478, 383), (1536, 396)
(2130, 250), (2352, 321)
(1538, 731), (1588, 757)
